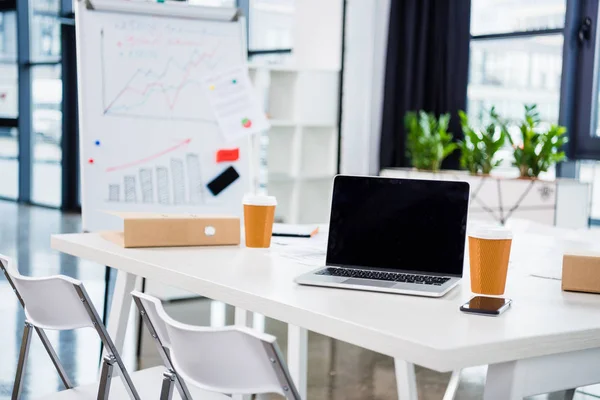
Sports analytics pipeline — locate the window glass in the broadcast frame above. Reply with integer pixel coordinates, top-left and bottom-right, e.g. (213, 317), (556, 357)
(467, 35), (563, 177)
(0, 127), (18, 199)
(31, 13), (61, 61)
(32, 65), (62, 207)
(471, 0), (566, 36)
(32, 0), (60, 14)
(0, 12), (17, 118)
(468, 35), (563, 126)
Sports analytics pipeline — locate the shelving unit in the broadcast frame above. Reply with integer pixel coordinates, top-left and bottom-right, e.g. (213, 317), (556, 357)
(249, 64), (340, 224)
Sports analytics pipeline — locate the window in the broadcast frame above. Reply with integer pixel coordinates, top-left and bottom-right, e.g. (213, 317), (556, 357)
(469, 0), (600, 223)
(467, 0), (567, 178)
(468, 0), (566, 125)
(32, 64), (62, 206)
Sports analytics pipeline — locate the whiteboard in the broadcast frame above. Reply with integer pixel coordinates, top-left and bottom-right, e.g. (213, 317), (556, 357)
(76, 1), (249, 232)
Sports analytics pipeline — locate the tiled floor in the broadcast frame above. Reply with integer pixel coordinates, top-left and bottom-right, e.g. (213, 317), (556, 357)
(0, 200), (598, 399)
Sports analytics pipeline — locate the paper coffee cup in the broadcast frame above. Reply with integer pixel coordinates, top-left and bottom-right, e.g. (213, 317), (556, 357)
(468, 228), (513, 295)
(243, 194), (277, 248)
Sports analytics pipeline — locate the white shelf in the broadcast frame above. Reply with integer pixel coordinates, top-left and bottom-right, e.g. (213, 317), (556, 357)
(253, 68), (340, 224)
(249, 63), (341, 73)
(268, 119), (337, 128)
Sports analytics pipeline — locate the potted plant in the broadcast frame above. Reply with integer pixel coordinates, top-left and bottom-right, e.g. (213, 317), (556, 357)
(510, 104), (568, 179)
(457, 107), (507, 175)
(405, 111), (457, 171)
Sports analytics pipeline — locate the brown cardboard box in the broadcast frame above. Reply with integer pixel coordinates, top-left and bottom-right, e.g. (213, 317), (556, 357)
(101, 212), (240, 248)
(562, 251), (600, 294)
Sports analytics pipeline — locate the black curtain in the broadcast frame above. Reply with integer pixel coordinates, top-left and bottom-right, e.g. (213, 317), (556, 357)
(379, 0), (472, 170)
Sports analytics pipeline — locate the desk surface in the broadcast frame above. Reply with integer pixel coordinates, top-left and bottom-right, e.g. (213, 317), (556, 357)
(51, 232), (600, 372)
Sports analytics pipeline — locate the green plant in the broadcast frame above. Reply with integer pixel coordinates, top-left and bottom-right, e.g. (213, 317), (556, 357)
(457, 108), (507, 175)
(405, 111), (457, 171)
(509, 104), (568, 178)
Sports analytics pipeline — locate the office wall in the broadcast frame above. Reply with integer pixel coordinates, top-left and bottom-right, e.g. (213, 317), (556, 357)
(291, 0), (343, 70)
(340, 0), (390, 176)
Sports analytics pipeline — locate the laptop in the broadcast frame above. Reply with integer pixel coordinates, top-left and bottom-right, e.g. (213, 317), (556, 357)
(295, 175), (470, 297)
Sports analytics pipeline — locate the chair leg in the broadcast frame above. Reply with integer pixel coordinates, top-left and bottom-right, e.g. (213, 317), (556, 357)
(73, 283), (141, 400)
(35, 327), (73, 389)
(12, 322), (33, 400)
(97, 356), (116, 400)
(160, 371), (176, 400)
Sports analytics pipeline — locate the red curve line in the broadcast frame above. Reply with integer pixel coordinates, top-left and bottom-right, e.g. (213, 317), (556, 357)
(105, 47), (219, 112)
(106, 138), (192, 172)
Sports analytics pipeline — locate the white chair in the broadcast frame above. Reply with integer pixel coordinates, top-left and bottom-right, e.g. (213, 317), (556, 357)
(0, 254), (140, 400)
(132, 291), (301, 400)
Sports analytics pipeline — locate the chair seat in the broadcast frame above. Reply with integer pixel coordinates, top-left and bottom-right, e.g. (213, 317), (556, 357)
(34, 366), (230, 399)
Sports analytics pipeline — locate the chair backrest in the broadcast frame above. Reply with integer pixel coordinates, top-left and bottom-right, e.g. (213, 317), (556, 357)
(0, 255), (93, 330)
(134, 292), (297, 397)
(131, 291), (172, 349)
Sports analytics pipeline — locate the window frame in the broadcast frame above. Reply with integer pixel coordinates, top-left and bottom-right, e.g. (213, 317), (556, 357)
(563, 0), (600, 160)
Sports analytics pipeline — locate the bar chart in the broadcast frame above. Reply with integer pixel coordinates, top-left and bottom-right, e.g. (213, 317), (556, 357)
(107, 153), (205, 205)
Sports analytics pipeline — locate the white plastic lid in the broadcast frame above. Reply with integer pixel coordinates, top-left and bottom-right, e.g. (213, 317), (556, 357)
(469, 227), (512, 240)
(242, 194), (277, 206)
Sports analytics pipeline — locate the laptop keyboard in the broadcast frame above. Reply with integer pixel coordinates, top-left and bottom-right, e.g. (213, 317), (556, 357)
(316, 268), (451, 286)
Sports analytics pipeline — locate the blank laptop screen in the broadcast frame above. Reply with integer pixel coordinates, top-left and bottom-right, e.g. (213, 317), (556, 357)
(326, 176), (469, 276)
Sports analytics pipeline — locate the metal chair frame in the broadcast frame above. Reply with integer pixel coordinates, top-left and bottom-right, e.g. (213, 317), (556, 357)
(133, 295), (301, 400)
(1, 262), (141, 400)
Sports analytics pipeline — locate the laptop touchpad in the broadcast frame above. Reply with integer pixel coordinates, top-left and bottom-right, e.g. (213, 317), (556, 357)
(344, 278), (396, 288)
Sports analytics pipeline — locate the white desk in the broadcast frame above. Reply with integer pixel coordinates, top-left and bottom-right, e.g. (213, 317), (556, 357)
(51, 233), (600, 399)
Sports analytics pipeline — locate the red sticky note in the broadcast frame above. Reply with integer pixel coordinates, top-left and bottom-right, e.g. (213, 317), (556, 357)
(216, 148), (240, 163)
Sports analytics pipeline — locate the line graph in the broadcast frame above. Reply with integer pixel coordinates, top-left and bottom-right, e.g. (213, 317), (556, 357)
(106, 138), (191, 172)
(100, 25), (227, 121)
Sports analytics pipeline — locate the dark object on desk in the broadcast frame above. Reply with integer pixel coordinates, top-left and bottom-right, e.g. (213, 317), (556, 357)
(460, 296), (512, 316)
(272, 224), (319, 238)
(207, 166), (240, 196)
(563, 252), (600, 294)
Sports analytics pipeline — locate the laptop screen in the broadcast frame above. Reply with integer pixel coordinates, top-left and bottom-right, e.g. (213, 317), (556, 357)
(326, 176), (469, 276)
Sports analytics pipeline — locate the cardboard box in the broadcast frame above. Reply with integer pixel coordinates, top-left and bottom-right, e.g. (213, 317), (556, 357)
(101, 212), (240, 248)
(562, 251), (600, 294)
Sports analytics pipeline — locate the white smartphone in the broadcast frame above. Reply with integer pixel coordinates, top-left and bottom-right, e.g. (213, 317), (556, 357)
(460, 296), (512, 316)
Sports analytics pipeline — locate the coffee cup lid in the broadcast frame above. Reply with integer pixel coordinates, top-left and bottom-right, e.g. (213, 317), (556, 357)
(243, 193), (277, 206)
(469, 227), (512, 240)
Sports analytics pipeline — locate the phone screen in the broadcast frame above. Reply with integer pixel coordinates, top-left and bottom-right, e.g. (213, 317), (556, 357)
(460, 296), (511, 315)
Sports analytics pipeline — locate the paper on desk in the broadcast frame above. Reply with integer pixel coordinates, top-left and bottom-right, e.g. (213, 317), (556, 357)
(509, 232), (600, 280)
(270, 233), (327, 266)
(203, 66), (270, 141)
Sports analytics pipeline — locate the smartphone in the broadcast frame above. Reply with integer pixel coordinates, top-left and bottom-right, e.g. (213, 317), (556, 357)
(206, 166), (240, 196)
(460, 296), (512, 316)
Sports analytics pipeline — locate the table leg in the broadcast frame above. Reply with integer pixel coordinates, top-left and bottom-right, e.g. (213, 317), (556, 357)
(234, 307), (253, 400)
(394, 359), (417, 400)
(103, 270), (137, 360)
(564, 389), (576, 400)
(287, 325), (308, 399)
(484, 348), (600, 400)
(442, 370), (461, 400)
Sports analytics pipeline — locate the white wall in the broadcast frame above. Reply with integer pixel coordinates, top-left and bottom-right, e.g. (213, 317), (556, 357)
(291, 0), (343, 70)
(340, 0), (390, 175)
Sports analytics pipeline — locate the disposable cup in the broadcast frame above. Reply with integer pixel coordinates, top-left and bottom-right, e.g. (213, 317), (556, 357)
(243, 194), (277, 248)
(468, 228), (513, 295)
